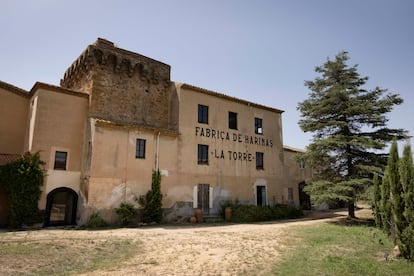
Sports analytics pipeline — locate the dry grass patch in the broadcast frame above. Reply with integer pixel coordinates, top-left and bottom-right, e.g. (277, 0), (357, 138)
(0, 231), (140, 275)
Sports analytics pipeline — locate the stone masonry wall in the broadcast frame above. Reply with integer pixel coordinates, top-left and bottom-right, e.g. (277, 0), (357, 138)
(61, 38), (173, 130)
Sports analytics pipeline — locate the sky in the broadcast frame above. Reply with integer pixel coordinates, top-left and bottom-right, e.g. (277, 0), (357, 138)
(1, 0), (413, 150)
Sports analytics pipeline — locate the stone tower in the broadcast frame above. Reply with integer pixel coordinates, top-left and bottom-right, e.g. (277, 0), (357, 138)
(61, 38), (173, 130)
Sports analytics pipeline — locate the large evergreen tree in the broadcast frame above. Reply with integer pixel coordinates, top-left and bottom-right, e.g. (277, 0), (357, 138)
(298, 51), (407, 217)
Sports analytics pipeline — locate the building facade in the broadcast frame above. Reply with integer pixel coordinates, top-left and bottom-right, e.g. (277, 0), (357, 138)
(0, 38), (312, 226)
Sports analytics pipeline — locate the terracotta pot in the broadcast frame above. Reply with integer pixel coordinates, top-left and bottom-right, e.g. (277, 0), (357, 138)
(189, 216), (197, 223)
(195, 208), (203, 222)
(224, 207), (232, 222)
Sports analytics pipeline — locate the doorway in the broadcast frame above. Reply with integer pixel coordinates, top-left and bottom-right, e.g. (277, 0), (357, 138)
(256, 185), (266, 206)
(197, 184), (210, 214)
(45, 187), (78, 226)
(299, 182), (311, 210)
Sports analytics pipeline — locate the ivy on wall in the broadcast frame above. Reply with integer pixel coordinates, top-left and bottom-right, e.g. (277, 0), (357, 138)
(0, 152), (45, 228)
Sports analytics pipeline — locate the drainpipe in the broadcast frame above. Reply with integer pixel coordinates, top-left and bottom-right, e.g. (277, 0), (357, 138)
(155, 132), (160, 171)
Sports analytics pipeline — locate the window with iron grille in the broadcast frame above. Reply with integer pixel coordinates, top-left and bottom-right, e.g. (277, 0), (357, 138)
(256, 152), (264, 169)
(255, 117), (263, 134)
(198, 144), (209, 165)
(136, 139), (146, 159)
(198, 104), (209, 124)
(228, 111), (237, 130)
(54, 151), (67, 170)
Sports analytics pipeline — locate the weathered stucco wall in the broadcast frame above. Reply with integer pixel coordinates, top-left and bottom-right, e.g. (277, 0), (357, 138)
(175, 83), (286, 210)
(86, 123), (179, 222)
(283, 147), (313, 205)
(27, 84), (88, 208)
(0, 82), (29, 154)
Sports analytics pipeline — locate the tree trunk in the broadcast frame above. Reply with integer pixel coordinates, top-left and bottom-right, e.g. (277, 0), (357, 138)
(348, 201), (355, 218)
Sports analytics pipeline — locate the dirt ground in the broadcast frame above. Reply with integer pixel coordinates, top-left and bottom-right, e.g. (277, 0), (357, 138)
(0, 208), (371, 276)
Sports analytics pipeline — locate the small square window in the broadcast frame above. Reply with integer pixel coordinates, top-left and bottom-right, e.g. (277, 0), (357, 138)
(256, 152), (264, 170)
(198, 104), (209, 124)
(136, 139), (146, 159)
(54, 151), (67, 170)
(255, 118), (263, 134)
(229, 112), (238, 130)
(198, 144), (209, 165)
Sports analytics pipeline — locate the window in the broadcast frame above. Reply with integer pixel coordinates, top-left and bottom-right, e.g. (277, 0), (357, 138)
(198, 104), (209, 124)
(136, 139), (146, 159)
(197, 144), (209, 165)
(256, 152), (264, 169)
(299, 161), (305, 169)
(255, 117), (263, 134)
(228, 112), (238, 130)
(54, 151), (67, 170)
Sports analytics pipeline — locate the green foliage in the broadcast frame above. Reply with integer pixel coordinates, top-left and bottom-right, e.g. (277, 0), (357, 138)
(399, 143), (414, 260)
(219, 198), (241, 217)
(400, 225), (414, 261)
(0, 152), (45, 228)
(389, 140), (406, 245)
(230, 203), (302, 223)
(400, 143), (414, 225)
(138, 170), (163, 223)
(373, 173), (382, 228)
(115, 202), (138, 226)
(377, 142), (414, 261)
(381, 168), (392, 235)
(85, 213), (108, 228)
(298, 51), (407, 217)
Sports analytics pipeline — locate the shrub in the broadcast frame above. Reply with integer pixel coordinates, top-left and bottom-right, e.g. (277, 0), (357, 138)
(138, 170), (163, 223)
(219, 198), (241, 217)
(400, 225), (414, 261)
(115, 202), (137, 226)
(86, 213), (108, 228)
(0, 152), (45, 228)
(229, 203), (303, 223)
(273, 204), (303, 219)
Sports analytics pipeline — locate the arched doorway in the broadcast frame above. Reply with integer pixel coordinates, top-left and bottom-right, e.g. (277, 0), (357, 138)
(298, 182), (311, 210)
(45, 187), (78, 226)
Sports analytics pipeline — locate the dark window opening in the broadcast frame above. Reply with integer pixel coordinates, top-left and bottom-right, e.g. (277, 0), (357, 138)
(228, 112), (238, 130)
(256, 185), (266, 206)
(198, 104), (209, 124)
(256, 152), (264, 169)
(198, 144), (209, 165)
(54, 151), (67, 170)
(136, 139), (146, 159)
(255, 117), (263, 134)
